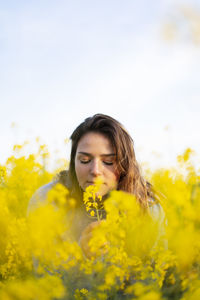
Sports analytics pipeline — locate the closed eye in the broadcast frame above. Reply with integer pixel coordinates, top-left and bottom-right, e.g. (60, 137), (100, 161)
(80, 160), (90, 164)
(103, 161), (113, 165)
(80, 160), (113, 165)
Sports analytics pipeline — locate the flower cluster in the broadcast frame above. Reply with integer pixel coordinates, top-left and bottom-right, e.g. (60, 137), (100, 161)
(83, 178), (103, 220)
(0, 144), (200, 299)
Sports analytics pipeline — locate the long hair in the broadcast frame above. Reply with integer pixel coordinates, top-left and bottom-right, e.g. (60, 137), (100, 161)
(65, 113), (153, 210)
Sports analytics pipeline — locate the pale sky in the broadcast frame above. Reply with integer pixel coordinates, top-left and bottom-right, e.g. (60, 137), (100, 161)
(1, 0), (200, 170)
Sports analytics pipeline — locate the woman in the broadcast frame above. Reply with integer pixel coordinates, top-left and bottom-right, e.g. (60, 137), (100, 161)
(28, 114), (164, 259)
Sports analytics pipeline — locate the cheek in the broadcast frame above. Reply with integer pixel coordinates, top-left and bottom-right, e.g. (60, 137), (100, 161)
(112, 166), (120, 182)
(75, 162), (87, 183)
(106, 167), (120, 185)
(113, 172), (120, 185)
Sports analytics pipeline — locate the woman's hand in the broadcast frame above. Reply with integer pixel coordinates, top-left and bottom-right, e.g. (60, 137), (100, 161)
(79, 221), (108, 259)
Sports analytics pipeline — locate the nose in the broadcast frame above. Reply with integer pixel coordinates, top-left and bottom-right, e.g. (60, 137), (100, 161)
(90, 159), (102, 177)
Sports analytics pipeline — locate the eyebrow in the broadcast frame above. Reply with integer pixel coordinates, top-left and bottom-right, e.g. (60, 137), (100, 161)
(77, 152), (116, 157)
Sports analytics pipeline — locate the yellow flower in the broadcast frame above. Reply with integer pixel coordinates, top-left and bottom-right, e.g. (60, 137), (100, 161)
(80, 288), (88, 295)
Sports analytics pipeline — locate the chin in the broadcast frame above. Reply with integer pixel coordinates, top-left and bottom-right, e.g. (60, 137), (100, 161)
(97, 188), (110, 197)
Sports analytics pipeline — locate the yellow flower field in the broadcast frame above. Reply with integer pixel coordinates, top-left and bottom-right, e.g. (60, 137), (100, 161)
(0, 143), (200, 299)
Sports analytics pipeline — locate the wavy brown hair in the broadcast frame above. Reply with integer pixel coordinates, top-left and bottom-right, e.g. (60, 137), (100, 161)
(63, 114), (154, 210)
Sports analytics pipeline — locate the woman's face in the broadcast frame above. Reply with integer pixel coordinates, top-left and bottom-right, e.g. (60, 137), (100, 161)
(75, 132), (119, 196)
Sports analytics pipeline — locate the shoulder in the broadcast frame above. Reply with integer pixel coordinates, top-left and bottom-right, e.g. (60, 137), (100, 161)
(146, 182), (166, 223)
(27, 170), (72, 216)
(27, 181), (58, 215)
(148, 198), (165, 223)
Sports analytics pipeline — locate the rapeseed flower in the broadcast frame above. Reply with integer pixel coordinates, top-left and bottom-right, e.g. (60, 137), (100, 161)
(0, 142), (200, 299)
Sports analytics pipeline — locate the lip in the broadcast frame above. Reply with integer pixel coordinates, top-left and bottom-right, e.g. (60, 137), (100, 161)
(86, 181), (106, 185)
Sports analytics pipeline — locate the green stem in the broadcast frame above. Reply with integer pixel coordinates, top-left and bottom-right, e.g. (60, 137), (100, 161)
(96, 208), (100, 221)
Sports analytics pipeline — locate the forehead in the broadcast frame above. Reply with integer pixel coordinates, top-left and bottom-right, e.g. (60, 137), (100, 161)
(77, 132), (114, 153)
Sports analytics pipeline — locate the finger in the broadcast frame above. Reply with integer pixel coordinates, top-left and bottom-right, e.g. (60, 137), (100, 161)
(82, 221), (100, 234)
(88, 221), (102, 230)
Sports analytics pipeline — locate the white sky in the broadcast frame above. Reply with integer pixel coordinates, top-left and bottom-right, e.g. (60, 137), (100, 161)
(0, 0), (200, 170)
